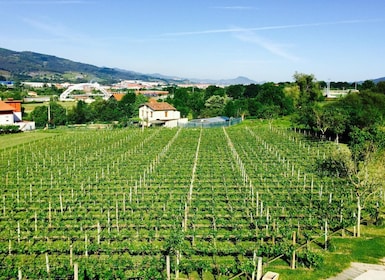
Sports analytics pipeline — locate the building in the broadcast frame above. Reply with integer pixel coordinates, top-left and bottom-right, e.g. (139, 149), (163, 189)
(0, 99), (35, 131)
(0, 101), (15, 125)
(139, 101), (186, 128)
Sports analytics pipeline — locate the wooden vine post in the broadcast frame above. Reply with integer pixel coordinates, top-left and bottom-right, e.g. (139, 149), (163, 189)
(74, 263), (79, 280)
(166, 255), (171, 280)
(291, 231), (296, 269)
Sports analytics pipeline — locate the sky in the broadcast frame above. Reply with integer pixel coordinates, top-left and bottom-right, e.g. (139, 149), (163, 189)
(1, 0), (385, 83)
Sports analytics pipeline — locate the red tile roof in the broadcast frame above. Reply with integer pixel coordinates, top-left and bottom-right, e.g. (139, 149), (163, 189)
(0, 101), (15, 112)
(112, 93), (125, 101)
(5, 99), (22, 112)
(142, 102), (176, 111)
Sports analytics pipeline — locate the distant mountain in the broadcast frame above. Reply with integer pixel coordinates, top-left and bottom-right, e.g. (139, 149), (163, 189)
(0, 47), (170, 84)
(372, 77), (385, 83)
(189, 76), (257, 85)
(0, 47), (257, 85)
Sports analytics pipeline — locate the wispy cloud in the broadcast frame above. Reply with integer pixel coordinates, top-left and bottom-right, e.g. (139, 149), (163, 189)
(160, 19), (381, 61)
(22, 17), (86, 42)
(234, 29), (299, 61)
(161, 19), (381, 37)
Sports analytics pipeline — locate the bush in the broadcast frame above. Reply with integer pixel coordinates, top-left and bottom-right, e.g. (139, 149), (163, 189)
(0, 125), (20, 134)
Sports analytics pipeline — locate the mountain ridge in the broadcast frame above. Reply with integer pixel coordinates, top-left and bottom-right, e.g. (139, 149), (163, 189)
(0, 47), (257, 85)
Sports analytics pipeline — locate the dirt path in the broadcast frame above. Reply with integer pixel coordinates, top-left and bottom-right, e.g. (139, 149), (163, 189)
(327, 259), (385, 280)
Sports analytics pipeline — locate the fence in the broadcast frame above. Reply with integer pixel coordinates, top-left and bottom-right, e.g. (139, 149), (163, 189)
(179, 117), (242, 128)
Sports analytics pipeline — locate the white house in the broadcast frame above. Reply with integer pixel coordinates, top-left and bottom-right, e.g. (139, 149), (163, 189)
(0, 99), (35, 131)
(139, 101), (186, 128)
(0, 101), (15, 125)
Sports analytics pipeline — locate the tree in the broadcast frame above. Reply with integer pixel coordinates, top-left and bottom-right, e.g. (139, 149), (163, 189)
(318, 127), (385, 237)
(226, 84), (244, 99)
(293, 72), (323, 107)
(360, 80), (375, 91)
(204, 85), (225, 100)
(119, 91), (136, 118)
(348, 127), (384, 237)
(260, 105), (280, 129)
(324, 103), (348, 144)
(67, 100), (90, 124)
(244, 84), (260, 99)
(132, 94), (148, 118)
(188, 90), (205, 118)
(313, 103), (333, 138)
(30, 105), (49, 128)
(375, 81), (385, 94)
(202, 95), (226, 117)
(49, 102), (67, 126)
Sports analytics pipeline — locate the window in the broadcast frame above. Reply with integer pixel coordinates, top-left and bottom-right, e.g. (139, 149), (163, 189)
(165, 111), (168, 117)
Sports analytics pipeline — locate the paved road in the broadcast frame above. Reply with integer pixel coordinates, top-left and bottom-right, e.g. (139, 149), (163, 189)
(327, 261), (385, 280)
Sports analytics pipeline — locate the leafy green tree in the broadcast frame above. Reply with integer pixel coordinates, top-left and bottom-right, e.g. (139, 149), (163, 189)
(187, 90), (205, 118)
(49, 102), (67, 126)
(323, 103), (348, 143)
(318, 127), (385, 237)
(132, 94), (148, 117)
(313, 103), (333, 138)
(293, 72), (323, 107)
(375, 81), (385, 94)
(260, 105), (280, 129)
(339, 92), (385, 132)
(360, 80), (375, 91)
(226, 84), (244, 99)
(247, 99), (263, 117)
(30, 105), (48, 128)
(202, 95), (226, 117)
(255, 82), (294, 115)
(119, 91), (136, 118)
(67, 100), (91, 124)
(292, 73), (324, 129)
(204, 85), (225, 100)
(224, 100), (237, 117)
(244, 84), (260, 99)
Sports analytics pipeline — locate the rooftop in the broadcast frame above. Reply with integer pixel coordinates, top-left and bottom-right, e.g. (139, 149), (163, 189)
(141, 101), (176, 111)
(0, 101), (15, 112)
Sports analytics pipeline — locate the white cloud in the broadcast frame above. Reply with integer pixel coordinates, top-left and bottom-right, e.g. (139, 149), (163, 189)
(161, 19), (382, 37)
(233, 29), (299, 61)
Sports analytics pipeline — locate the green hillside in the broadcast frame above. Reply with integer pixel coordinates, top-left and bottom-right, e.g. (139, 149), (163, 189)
(0, 47), (166, 84)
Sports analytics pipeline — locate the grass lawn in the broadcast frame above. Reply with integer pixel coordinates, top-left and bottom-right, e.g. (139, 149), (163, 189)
(0, 130), (60, 149)
(266, 225), (385, 280)
(22, 101), (76, 114)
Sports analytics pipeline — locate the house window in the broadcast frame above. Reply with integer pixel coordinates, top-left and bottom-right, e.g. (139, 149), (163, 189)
(151, 112), (153, 118)
(165, 111), (168, 117)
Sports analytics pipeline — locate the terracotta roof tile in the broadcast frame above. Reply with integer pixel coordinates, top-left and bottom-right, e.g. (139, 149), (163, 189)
(0, 101), (15, 112)
(143, 102), (176, 111)
(112, 93), (125, 101)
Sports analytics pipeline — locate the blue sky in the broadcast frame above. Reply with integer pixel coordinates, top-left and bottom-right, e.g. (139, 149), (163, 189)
(1, 0), (384, 82)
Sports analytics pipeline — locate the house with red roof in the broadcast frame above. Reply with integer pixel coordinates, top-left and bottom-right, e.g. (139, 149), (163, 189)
(0, 101), (15, 125)
(139, 100), (187, 128)
(0, 99), (35, 131)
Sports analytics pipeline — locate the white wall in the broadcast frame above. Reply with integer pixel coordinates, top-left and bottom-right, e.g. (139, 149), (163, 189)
(0, 113), (14, 125)
(139, 105), (181, 123)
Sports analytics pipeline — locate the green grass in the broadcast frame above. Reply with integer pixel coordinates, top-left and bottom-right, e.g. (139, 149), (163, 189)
(0, 131), (60, 149)
(22, 101), (76, 114)
(266, 225), (385, 280)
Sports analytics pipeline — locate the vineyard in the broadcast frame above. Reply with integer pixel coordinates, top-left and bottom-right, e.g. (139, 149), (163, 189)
(0, 123), (373, 279)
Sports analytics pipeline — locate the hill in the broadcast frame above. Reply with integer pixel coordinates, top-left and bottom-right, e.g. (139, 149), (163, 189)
(0, 47), (171, 84)
(0, 47), (256, 85)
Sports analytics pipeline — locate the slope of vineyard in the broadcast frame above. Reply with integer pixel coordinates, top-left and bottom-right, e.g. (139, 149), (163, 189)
(0, 123), (359, 279)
